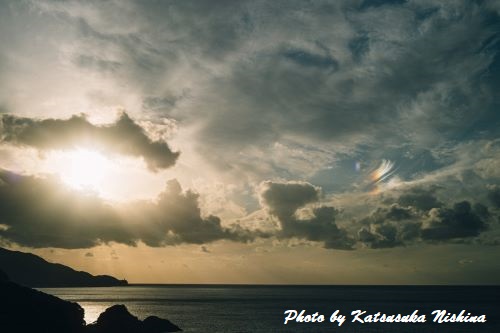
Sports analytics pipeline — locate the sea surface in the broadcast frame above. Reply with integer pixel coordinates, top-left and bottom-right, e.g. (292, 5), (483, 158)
(39, 285), (500, 333)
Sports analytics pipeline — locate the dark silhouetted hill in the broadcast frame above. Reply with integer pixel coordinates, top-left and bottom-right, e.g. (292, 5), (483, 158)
(0, 269), (181, 333)
(0, 269), (86, 332)
(0, 247), (127, 287)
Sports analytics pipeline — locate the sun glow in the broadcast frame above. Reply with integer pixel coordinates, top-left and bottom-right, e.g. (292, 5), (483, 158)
(4, 146), (171, 201)
(61, 149), (111, 191)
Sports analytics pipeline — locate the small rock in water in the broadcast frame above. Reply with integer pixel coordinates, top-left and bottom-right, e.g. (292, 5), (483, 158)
(86, 304), (182, 333)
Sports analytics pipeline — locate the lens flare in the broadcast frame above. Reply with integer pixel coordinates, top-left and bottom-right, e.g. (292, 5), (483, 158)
(370, 159), (395, 183)
(368, 159), (396, 194)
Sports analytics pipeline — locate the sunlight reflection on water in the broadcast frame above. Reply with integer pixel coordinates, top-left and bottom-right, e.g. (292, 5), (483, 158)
(39, 286), (500, 333)
(79, 303), (111, 324)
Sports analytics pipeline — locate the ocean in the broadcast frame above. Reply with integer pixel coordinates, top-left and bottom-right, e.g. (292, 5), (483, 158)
(39, 285), (500, 333)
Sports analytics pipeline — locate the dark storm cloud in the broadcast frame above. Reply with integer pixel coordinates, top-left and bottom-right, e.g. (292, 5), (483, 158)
(357, 204), (421, 248)
(126, 179), (256, 246)
(259, 181), (320, 220)
(259, 181), (355, 250)
(0, 170), (131, 248)
(396, 187), (443, 211)
(488, 185), (500, 208)
(422, 201), (488, 240)
(256, 181), (496, 250)
(0, 170), (251, 249)
(358, 224), (404, 249)
(0, 112), (179, 171)
(357, 188), (493, 248)
(0, 169), (495, 250)
(360, 204), (414, 224)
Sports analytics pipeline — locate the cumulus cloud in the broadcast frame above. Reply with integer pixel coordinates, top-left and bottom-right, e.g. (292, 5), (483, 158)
(0, 170), (251, 249)
(255, 180), (497, 250)
(397, 187), (443, 211)
(259, 181), (355, 250)
(0, 167), (496, 251)
(0, 0), (499, 256)
(356, 188), (493, 248)
(125, 179), (257, 246)
(357, 203), (421, 248)
(0, 170), (129, 248)
(421, 201), (488, 240)
(259, 181), (321, 220)
(0, 112), (179, 171)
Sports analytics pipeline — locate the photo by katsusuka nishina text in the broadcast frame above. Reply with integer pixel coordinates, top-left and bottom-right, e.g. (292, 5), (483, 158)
(284, 309), (487, 326)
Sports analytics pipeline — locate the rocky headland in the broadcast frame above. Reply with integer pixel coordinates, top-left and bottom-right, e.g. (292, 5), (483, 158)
(0, 269), (181, 333)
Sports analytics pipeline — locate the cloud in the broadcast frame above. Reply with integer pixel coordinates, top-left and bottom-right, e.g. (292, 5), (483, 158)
(255, 180), (496, 250)
(458, 258), (473, 265)
(183, 0), (499, 180)
(126, 179), (257, 246)
(0, 170), (252, 249)
(0, 170), (130, 248)
(259, 181), (355, 250)
(0, 112), (179, 171)
(421, 201), (488, 240)
(0, 168), (496, 251)
(488, 185), (500, 208)
(357, 203), (422, 248)
(0, 0), (498, 186)
(74, 54), (122, 73)
(259, 181), (321, 220)
(282, 48), (339, 70)
(397, 187), (443, 211)
(0, 0), (499, 256)
(356, 188), (493, 248)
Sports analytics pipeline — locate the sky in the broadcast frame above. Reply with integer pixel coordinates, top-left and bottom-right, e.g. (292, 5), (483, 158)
(0, 0), (499, 284)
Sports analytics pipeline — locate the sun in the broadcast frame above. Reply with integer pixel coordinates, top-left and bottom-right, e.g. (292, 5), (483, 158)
(61, 149), (110, 191)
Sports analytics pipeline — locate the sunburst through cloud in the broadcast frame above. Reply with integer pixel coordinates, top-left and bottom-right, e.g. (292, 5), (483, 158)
(60, 149), (111, 191)
(0, 0), (499, 317)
